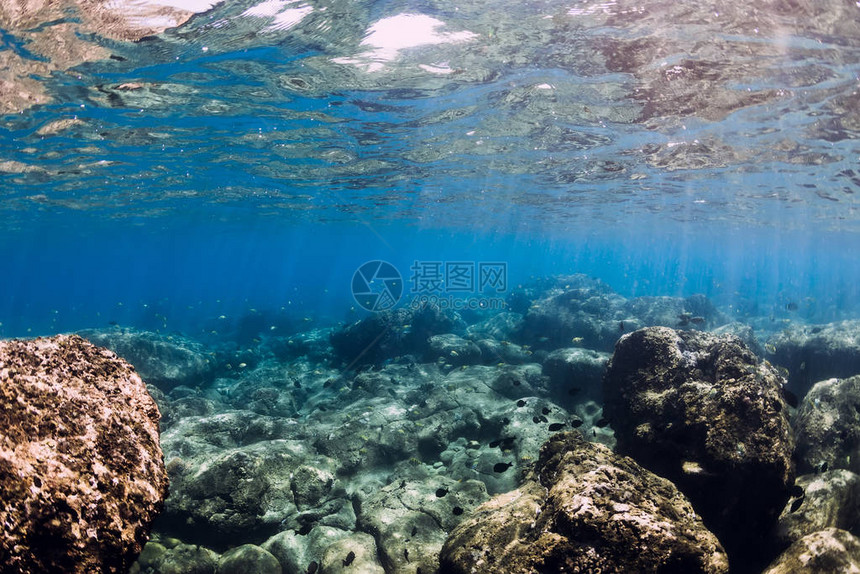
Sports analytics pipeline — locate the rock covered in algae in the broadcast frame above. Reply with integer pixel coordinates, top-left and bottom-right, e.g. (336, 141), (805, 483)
(794, 375), (860, 475)
(440, 431), (728, 573)
(79, 327), (217, 392)
(765, 320), (860, 394)
(0, 334), (168, 574)
(602, 327), (794, 567)
(763, 528), (860, 574)
(774, 470), (860, 549)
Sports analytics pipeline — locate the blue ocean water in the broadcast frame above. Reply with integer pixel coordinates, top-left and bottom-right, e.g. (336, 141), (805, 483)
(0, 1), (857, 341)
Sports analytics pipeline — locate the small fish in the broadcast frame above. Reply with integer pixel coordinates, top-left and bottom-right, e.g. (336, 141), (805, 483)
(343, 550), (356, 566)
(789, 496), (804, 513)
(435, 487), (449, 498)
(816, 461), (829, 473)
(595, 417), (610, 428)
(782, 388), (799, 409)
(404, 548), (410, 562)
(790, 484), (804, 498)
(571, 337), (584, 345)
(548, 422), (566, 432)
(542, 406), (551, 415)
(452, 506), (463, 516)
(765, 343), (777, 354)
(489, 439), (501, 448)
(516, 399), (526, 407)
(786, 301), (799, 312)
(411, 526), (418, 537)
(493, 462), (513, 473)
(618, 321), (625, 332)
(570, 418), (584, 428)
(532, 416), (541, 424)
(538, 415), (549, 423)
(689, 316), (705, 325)
(306, 561), (319, 574)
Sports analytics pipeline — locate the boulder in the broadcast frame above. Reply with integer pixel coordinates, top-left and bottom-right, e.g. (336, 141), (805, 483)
(440, 431), (728, 573)
(765, 320), (860, 394)
(79, 328), (217, 391)
(216, 544), (281, 574)
(541, 346), (610, 402)
(357, 476), (488, 574)
(794, 375), (860, 475)
(603, 327), (795, 568)
(763, 528), (860, 574)
(0, 335), (168, 573)
(774, 470), (860, 549)
(319, 532), (385, 574)
(426, 334), (482, 366)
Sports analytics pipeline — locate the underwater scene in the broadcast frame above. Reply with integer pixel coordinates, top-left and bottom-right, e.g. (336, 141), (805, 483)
(2, 1), (860, 573)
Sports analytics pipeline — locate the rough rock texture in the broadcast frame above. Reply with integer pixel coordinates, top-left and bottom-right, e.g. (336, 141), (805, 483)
(794, 375), (860, 475)
(603, 327), (795, 568)
(774, 470), (860, 549)
(440, 432), (729, 574)
(0, 335), (168, 574)
(330, 305), (463, 368)
(541, 346), (610, 402)
(763, 528), (860, 574)
(765, 320), (860, 394)
(357, 476), (488, 574)
(159, 411), (352, 548)
(320, 532), (385, 574)
(131, 539), (219, 574)
(426, 334), (482, 366)
(515, 274), (726, 352)
(216, 544), (281, 574)
(79, 328), (218, 392)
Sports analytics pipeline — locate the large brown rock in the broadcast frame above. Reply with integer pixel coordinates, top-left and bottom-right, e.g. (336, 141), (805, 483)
(603, 327), (795, 570)
(440, 432), (728, 574)
(0, 335), (168, 574)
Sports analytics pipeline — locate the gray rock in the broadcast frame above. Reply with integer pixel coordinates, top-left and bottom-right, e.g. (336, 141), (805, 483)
(217, 544), (281, 574)
(712, 321), (765, 356)
(320, 532), (384, 574)
(765, 320), (860, 394)
(763, 528), (860, 574)
(472, 337), (531, 365)
(262, 526), (349, 574)
(775, 470), (860, 548)
(134, 541), (219, 574)
(159, 411), (344, 547)
(80, 327), (218, 391)
(794, 375), (860, 475)
(465, 311), (523, 341)
(541, 346), (610, 401)
(603, 327), (795, 567)
(357, 476), (488, 574)
(440, 431), (728, 573)
(426, 333), (482, 366)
